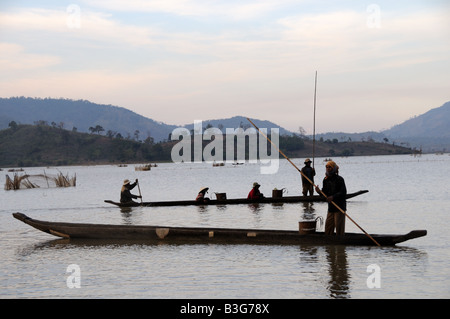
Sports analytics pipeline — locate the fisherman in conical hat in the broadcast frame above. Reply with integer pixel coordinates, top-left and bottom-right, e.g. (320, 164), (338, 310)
(120, 179), (142, 203)
(247, 182), (264, 200)
(196, 187), (210, 203)
(315, 160), (347, 235)
(301, 158), (316, 196)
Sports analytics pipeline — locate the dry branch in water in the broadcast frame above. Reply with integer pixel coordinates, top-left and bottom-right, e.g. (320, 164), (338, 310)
(4, 171), (76, 190)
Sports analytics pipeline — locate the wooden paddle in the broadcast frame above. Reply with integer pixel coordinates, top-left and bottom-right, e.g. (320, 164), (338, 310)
(136, 179), (143, 204)
(247, 117), (380, 246)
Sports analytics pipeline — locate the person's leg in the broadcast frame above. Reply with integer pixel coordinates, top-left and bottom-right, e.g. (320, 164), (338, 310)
(302, 185), (308, 196)
(335, 212), (346, 236)
(324, 212), (335, 235)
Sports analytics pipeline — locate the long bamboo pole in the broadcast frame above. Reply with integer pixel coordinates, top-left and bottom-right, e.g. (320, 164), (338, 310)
(247, 117), (380, 246)
(313, 71), (317, 169)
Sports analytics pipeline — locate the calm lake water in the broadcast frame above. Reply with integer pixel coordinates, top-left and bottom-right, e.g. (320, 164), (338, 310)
(1, 154), (449, 299)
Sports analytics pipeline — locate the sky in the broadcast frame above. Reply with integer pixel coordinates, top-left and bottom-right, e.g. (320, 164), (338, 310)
(0, 0), (449, 134)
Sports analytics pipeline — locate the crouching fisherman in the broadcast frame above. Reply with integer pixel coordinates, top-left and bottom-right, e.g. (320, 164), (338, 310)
(120, 179), (142, 203)
(196, 187), (210, 203)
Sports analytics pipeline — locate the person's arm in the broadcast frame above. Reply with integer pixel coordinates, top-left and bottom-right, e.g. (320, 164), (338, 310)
(129, 180), (138, 190)
(315, 180), (324, 197)
(332, 177), (347, 201)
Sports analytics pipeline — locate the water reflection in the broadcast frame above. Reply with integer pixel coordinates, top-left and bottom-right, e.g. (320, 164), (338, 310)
(247, 203), (262, 213)
(196, 205), (210, 214)
(119, 207), (133, 215)
(325, 245), (350, 298)
(120, 208), (133, 224)
(120, 207), (145, 225)
(296, 245), (350, 298)
(14, 238), (171, 257)
(13, 236), (430, 298)
(300, 202), (317, 220)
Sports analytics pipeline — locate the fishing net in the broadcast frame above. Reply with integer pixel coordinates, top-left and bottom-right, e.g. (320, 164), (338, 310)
(4, 172), (76, 190)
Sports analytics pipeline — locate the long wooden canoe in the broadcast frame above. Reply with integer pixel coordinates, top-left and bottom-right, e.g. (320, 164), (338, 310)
(13, 212), (426, 246)
(105, 190), (369, 208)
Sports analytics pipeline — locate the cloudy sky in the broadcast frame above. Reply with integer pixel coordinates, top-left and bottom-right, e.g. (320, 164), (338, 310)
(1, 0), (449, 134)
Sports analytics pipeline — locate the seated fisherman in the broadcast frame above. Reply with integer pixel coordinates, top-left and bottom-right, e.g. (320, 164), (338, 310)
(120, 179), (142, 203)
(247, 182), (264, 200)
(196, 187), (210, 203)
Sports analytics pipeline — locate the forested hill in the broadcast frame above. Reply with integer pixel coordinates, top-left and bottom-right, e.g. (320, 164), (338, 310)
(0, 123), (174, 167)
(0, 123), (413, 168)
(0, 97), (177, 142)
(1, 97), (448, 152)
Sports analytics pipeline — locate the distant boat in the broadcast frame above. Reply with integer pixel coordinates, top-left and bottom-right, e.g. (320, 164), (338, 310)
(135, 163), (157, 171)
(12, 213), (426, 246)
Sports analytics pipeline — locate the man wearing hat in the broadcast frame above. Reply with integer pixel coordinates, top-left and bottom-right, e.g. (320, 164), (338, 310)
(301, 158), (316, 196)
(315, 161), (347, 235)
(120, 179), (142, 203)
(247, 182), (264, 200)
(196, 187), (210, 203)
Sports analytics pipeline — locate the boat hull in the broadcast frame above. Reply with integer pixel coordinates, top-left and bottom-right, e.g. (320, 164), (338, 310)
(13, 213), (426, 246)
(105, 190), (369, 208)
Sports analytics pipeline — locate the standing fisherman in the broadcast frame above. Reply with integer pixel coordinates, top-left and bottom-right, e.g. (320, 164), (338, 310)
(315, 161), (347, 235)
(301, 158), (316, 196)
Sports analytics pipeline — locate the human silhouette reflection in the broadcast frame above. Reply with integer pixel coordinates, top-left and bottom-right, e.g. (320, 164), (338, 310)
(119, 206), (145, 225)
(325, 245), (350, 298)
(300, 202), (318, 230)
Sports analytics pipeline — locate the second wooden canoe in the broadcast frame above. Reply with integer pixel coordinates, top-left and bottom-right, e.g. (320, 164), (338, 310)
(105, 190), (369, 208)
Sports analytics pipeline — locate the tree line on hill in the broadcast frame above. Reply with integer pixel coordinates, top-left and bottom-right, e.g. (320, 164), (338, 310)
(0, 121), (414, 168)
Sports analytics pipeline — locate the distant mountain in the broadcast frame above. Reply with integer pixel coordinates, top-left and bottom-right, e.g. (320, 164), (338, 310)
(314, 101), (450, 152)
(0, 97), (293, 142)
(382, 101), (450, 152)
(0, 97), (177, 142)
(383, 101), (450, 138)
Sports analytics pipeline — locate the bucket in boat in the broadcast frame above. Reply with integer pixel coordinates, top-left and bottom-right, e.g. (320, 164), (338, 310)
(215, 193), (227, 201)
(299, 216), (323, 234)
(272, 188), (286, 198)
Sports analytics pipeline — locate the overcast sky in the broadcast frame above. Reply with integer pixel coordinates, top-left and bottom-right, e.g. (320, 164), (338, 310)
(1, 0), (449, 134)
